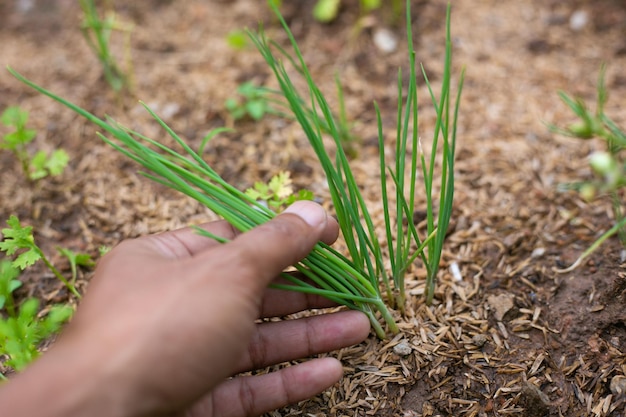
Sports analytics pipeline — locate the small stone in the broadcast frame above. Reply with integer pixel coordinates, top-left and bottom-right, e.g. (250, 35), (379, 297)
(487, 293), (515, 321)
(373, 28), (398, 54)
(569, 10), (588, 31)
(611, 375), (626, 396)
(472, 334), (488, 347)
(393, 341), (412, 356)
(531, 247), (546, 258)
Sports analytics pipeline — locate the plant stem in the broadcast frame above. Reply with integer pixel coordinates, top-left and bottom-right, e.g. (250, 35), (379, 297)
(35, 248), (80, 298)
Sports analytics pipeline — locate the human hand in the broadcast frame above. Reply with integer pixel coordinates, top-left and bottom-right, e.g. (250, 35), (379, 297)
(0, 201), (370, 417)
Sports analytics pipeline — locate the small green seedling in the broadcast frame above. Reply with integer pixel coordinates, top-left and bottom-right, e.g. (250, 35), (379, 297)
(551, 66), (626, 272)
(0, 216), (81, 298)
(245, 171), (314, 212)
(98, 245), (112, 257)
(56, 248), (95, 285)
(0, 260), (73, 378)
(313, 0), (379, 22)
(1, 106), (69, 181)
(226, 30), (250, 50)
(225, 82), (278, 121)
(79, 0), (133, 93)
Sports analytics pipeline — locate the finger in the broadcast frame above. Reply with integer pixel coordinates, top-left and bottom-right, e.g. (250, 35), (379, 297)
(196, 201), (333, 293)
(236, 310), (370, 373)
(259, 272), (339, 318)
(135, 220), (239, 260)
(258, 287), (337, 318)
(194, 358), (344, 417)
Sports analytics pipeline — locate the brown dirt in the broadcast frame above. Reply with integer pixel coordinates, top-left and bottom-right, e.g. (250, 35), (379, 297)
(1, 0), (626, 416)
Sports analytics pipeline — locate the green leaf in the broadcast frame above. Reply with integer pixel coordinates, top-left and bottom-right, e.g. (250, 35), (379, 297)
(18, 298), (39, 322)
(1, 106), (28, 128)
(28, 150), (49, 180)
(0, 260), (21, 311)
(45, 149), (70, 176)
(226, 30), (249, 50)
(0, 215), (42, 270)
(313, 0), (341, 22)
(12, 250), (41, 270)
(361, 0), (381, 11)
(1, 215), (35, 255)
(2, 129), (36, 149)
(42, 304), (74, 333)
(224, 98), (239, 111)
(268, 171), (292, 199)
(246, 100), (266, 120)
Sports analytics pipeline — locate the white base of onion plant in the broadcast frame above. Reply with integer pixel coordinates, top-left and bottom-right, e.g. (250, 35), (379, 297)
(8, 0), (464, 338)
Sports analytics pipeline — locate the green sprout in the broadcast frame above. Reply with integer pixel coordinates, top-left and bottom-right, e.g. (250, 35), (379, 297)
(8, 0), (463, 336)
(225, 81), (279, 121)
(226, 30), (250, 50)
(79, 0), (133, 93)
(551, 65), (626, 272)
(312, 0), (384, 23)
(1, 106), (69, 181)
(0, 261), (73, 378)
(245, 171), (314, 212)
(56, 248), (95, 285)
(0, 216), (81, 298)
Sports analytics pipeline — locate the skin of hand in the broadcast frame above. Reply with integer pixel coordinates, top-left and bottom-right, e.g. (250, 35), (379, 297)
(0, 201), (371, 417)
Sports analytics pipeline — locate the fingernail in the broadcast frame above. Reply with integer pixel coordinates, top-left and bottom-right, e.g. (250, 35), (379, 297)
(283, 201), (326, 228)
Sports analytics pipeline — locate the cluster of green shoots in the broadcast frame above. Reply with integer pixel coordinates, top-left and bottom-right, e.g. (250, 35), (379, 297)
(1, 107), (69, 181)
(79, 0), (133, 93)
(8, 0), (463, 338)
(552, 66), (626, 272)
(0, 216), (95, 377)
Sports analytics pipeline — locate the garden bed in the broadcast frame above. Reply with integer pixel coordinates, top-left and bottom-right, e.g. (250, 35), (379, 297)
(1, 0), (625, 415)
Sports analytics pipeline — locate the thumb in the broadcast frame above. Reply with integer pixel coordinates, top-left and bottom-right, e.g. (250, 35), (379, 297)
(198, 201), (333, 291)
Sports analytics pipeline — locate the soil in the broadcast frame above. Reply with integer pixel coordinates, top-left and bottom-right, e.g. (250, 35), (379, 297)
(1, 0), (626, 416)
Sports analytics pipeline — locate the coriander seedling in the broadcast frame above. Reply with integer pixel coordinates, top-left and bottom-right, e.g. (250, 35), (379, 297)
(0, 215), (80, 298)
(226, 30), (250, 50)
(245, 171), (314, 212)
(225, 81), (278, 121)
(0, 261), (73, 376)
(1, 106), (69, 181)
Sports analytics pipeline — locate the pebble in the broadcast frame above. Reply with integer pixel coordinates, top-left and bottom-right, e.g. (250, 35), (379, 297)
(373, 28), (398, 54)
(569, 10), (589, 31)
(472, 334), (488, 347)
(611, 375), (626, 396)
(531, 247), (546, 258)
(393, 341), (412, 356)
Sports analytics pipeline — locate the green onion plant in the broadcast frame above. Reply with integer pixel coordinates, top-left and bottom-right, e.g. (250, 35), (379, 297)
(79, 0), (133, 93)
(551, 65), (626, 272)
(252, 1), (463, 308)
(7, 0), (463, 337)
